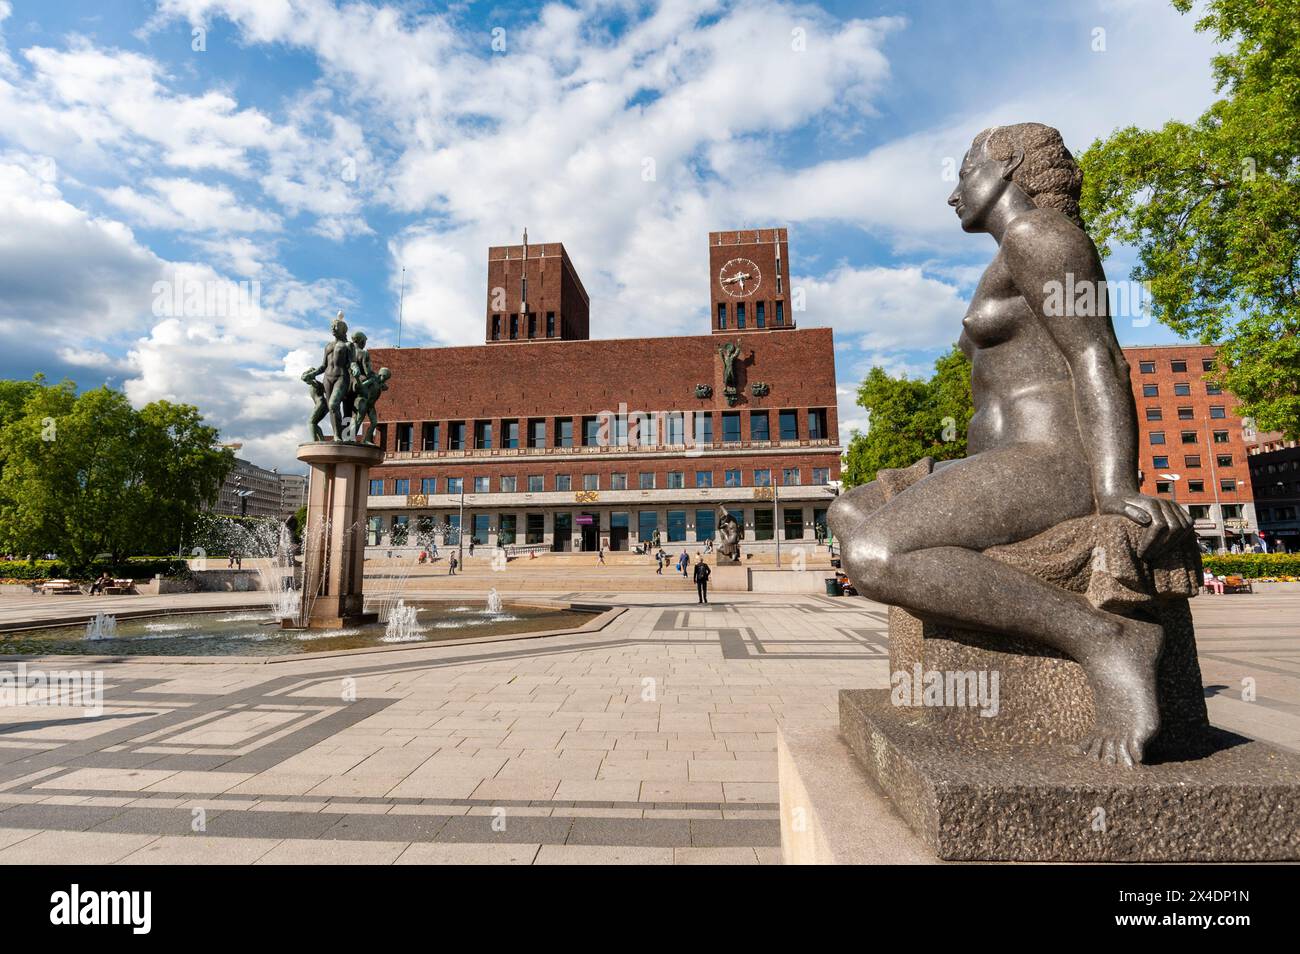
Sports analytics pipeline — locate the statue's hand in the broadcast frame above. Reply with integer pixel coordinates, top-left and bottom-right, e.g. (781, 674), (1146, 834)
(1098, 491), (1194, 557)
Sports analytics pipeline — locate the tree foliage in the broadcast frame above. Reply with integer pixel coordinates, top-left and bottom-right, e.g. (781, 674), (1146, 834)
(0, 377), (234, 567)
(841, 345), (973, 487)
(1078, 0), (1300, 437)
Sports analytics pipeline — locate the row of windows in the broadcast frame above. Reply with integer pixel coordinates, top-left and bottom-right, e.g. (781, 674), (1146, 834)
(371, 467), (833, 497)
(1260, 506), (1298, 521)
(490, 311), (559, 341)
(1179, 503), (1245, 520)
(1137, 357), (1216, 374)
(1148, 430), (1234, 446)
(392, 408), (830, 452)
(716, 299), (786, 330)
(373, 506), (829, 546)
(1140, 382), (1223, 397)
(1154, 478), (1240, 495)
(1144, 405), (1227, 421)
(1149, 454), (1235, 470)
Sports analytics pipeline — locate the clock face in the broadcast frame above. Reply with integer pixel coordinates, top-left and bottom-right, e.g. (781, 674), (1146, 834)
(719, 258), (761, 298)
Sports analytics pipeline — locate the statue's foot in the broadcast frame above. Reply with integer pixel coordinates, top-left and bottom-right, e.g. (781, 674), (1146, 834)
(1073, 617), (1164, 768)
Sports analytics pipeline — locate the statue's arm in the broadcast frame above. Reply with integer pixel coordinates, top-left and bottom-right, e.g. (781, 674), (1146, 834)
(1002, 212), (1139, 504)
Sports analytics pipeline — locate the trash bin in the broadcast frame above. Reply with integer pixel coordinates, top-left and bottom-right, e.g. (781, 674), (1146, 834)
(825, 577), (842, 596)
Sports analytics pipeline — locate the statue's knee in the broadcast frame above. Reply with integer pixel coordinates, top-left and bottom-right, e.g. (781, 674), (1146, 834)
(827, 493), (862, 539)
(841, 531), (891, 587)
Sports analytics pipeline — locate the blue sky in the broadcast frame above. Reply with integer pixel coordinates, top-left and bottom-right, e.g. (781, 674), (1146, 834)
(0, 0), (1223, 469)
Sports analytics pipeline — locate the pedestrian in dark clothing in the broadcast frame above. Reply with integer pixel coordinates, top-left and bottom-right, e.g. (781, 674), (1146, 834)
(449, 554), (458, 576)
(656, 549), (664, 574)
(693, 557), (711, 604)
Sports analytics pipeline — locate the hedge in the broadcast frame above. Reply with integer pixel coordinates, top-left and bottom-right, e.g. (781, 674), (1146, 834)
(0, 558), (191, 582)
(1202, 553), (1300, 579)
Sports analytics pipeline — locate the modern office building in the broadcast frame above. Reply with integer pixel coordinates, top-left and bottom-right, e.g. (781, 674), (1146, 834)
(1124, 344), (1259, 551)
(1247, 433), (1300, 552)
(367, 228), (841, 553)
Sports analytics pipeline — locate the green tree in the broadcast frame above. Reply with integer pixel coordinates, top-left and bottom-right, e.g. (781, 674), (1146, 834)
(841, 345), (973, 487)
(1078, 0), (1300, 437)
(0, 380), (233, 567)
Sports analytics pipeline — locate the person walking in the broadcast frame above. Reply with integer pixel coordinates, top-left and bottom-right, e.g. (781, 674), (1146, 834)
(679, 550), (689, 577)
(656, 549), (664, 574)
(598, 547), (606, 566)
(693, 555), (711, 604)
(448, 553), (458, 576)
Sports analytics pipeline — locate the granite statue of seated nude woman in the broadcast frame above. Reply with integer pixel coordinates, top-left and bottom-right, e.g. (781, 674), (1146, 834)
(828, 123), (1192, 768)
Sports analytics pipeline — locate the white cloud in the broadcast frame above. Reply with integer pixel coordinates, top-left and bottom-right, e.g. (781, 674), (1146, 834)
(101, 177), (282, 233)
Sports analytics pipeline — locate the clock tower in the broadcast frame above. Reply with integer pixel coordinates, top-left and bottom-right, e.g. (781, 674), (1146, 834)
(709, 228), (792, 334)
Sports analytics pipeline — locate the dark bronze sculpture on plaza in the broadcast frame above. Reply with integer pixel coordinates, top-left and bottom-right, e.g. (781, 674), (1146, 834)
(828, 123), (1194, 768)
(303, 313), (389, 446)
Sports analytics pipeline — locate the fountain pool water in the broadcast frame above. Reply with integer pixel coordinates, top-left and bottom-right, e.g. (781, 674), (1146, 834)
(486, 587), (503, 614)
(383, 599), (423, 642)
(85, 612), (118, 641)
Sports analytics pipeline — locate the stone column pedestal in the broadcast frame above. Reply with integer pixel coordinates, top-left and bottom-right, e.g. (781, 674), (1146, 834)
(289, 440), (385, 630)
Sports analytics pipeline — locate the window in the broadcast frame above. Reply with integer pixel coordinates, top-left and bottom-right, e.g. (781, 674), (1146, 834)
(695, 413), (713, 444)
(582, 416), (600, 446)
(1187, 480), (1204, 493)
(637, 511), (658, 543)
(666, 510), (686, 542)
(754, 509), (774, 541)
(666, 472), (684, 489)
(755, 301), (766, 328)
(1201, 357), (1214, 371)
(471, 514), (490, 545)
(638, 472), (655, 490)
(1184, 455), (1201, 469)
(1222, 504), (1243, 519)
(611, 473), (628, 490)
(813, 468), (830, 485)
(527, 313), (536, 338)
(782, 467), (801, 486)
(491, 315), (501, 340)
(527, 475), (543, 493)
(736, 303), (746, 329)
(754, 469), (771, 487)
(1152, 456), (1169, 469)
(497, 514), (516, 546)
(474, 420), (492, 449)
(1188, 504), (1210, 520)
(717, 303), (727, 329)
(722, 412), (741, 442)
(500, 475), (516, 493)
(583, 474), (599, 491)
(784, 507), (805, 539)
(695, 470), (713, 488)
(546, 312), (555, 337)
(1139, 361), (1156, 373)
(555, 474), (572, 491)
(1149, 431), (1166, 445)
(446, 477), (463, 494)
(1145, 408), (1162, 421)
(695, 508), (715, 542)
(1221, 479), (1237, 493)
(448, 421), (466, 450)
(395, 423), (413, 452)
(1171, 359), (1187, 373)
(1216, 454), (1233, 467)
(724, 469), (742, 488)
(775, 300), (784, 325)
(503, 419), (519, 448)
(394, 478), (410, 495)
(369, 478), (384, 496)
(1209, 405), (1226, 419)
(1213, 430), (1229, 443)
(665, 413), (685, 445)
(474, 476), (490, 493)
(750, 411), (770, 441)
(779, 409), (799, 441)
(1174, 383), (1191, 396)
(1156, 481), (1171, 495)
(509, 314), (519, 340)
(1142, 384), (1158, 397)
(1177, 407), (1194, 420)
(528, 418), (546, 448)
(391, 515), (409, 545)
(421, 477), (437, 494)
(1181, 431), (1198, 444)
(526, 513), (544, 545)
(422, 422), (440, 451)
(555, 418), (574, 447)
(1206, 383), (1222, 395)
(808, 408), (828, 440)
(367, 516), (382, 546)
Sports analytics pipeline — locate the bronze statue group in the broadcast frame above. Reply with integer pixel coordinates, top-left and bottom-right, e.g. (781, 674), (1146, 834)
(303, 312), (391, 444)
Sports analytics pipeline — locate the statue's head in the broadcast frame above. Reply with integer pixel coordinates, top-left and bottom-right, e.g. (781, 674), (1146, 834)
(300, 366), (320, 383)
(331, 314), (348, 339)
(948, 123), (1083, 233)
(377, 367), (391, 382)
(351, 330), (367, 347)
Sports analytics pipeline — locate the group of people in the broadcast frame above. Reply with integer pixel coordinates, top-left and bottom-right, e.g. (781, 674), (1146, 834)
(650, 547), (712, 603)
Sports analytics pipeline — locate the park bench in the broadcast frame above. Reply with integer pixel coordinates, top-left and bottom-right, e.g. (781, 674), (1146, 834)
(39, 579), (81, 595)
(1222, 575), (1254, 594)
(104, 578), (137, 595)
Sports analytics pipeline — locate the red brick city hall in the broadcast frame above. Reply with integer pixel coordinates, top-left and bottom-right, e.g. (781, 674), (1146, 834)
(366, 228), (842, 554)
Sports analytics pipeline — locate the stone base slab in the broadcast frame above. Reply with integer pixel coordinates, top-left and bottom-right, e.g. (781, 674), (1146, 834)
(840, 688), (1300, 862)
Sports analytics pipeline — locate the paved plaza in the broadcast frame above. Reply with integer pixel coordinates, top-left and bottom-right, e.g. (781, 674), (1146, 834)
(0, 588), (1296, 864)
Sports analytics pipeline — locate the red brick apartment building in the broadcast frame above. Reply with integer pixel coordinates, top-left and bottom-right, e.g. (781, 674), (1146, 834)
(1124, 344), (1259, 551)
(367, 229), (840, 553)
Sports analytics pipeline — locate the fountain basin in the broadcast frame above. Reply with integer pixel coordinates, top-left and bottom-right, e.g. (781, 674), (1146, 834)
(0, 599), (600, 657)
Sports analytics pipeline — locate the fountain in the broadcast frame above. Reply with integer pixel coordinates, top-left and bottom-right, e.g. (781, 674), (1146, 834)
(85, 612), (118, 641)
(382, 599), (422, 642)
(485, 587), (503, 615)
